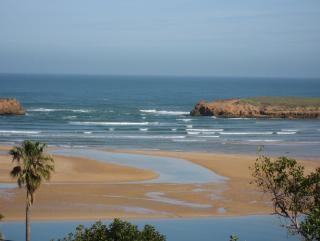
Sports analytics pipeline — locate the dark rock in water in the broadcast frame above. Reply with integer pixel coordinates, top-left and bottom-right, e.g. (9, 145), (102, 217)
(0, 98), (26, 115)
(190, 97), (320, 119)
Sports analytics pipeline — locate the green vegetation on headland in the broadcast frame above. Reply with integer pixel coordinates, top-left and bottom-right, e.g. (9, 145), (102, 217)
(190, 96), (320, 118)
(240, 96), (320, 108)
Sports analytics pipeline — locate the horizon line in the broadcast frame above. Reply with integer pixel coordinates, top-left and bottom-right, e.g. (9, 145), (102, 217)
(0, 72), (319, 80)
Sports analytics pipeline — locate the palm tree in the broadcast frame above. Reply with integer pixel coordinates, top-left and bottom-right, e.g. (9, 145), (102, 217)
(0, 213), (3, 240)
(9, 140), (54, 241)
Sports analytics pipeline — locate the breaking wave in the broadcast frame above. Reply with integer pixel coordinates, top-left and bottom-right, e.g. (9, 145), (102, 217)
(0, 130), (41, 135)
(110, 135), (186, 139)
(186, 128), (224, 132)
(140, 109), (189, 115)
(276, 131), (296, 135)
(219, 131), (273, 135)
(28, 108), (92, 113)
(69, 121), (159, 126)
(177, 118), (192, 122)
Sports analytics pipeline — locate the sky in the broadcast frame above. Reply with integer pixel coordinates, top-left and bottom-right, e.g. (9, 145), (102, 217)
(0, 0), (320, 78)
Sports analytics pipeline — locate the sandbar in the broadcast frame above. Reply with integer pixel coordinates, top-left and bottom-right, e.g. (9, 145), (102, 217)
(0, 146), (318, 221)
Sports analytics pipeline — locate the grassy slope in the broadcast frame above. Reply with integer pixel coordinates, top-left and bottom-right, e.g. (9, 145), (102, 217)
(240, 96), (320, 108)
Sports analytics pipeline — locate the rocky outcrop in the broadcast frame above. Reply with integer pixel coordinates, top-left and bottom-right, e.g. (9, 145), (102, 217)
(190, 97), (320, 119)
(0, 98), (25, 115)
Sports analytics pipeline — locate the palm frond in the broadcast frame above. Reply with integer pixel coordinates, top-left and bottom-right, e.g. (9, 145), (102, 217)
(9, 140), (55, 205)
(10, 166), (22, 177)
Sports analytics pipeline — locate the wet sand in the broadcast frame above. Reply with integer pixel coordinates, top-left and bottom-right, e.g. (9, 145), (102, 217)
(0, 147), (318, 221)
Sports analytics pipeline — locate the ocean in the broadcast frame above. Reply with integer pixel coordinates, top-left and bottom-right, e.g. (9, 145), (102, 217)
(0, 73), (319, 158)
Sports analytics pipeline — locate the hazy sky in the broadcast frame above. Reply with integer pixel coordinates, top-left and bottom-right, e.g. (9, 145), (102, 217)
(1, 0), (320, 78)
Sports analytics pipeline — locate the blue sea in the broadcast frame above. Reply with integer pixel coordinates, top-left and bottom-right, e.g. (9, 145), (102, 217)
(0, 73), (319, 158)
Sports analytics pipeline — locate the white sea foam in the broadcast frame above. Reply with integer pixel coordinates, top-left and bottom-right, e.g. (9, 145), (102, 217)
(281, 129), (298, 132)
(139, 128), (148, 131)
(173, 139), (206, 142)
(111, 135), (186, 139)
(28, 108), (62, 112)
(0, 130), (41, 134)
(69, 121), (158, 126)
(186, 125), (193, 128)
(199, 135), (220, 138)
(109, 128), (114, 131)
(50, 134), (184, 139)
(186, 128), (224, 132)
(71, 109), (91, 113)
(276, 131), (296, 135)
(171, 128), (177, 131)
(229, 118), (252, 120)
(177, 118), (192, 122)
(219, 131), (273, 135)
(248, 139), (281, 142)
(187, 131), (200, 135)
(83, 131), (92, 134)
(140, 109), (189, 115)
(28, 108), (92, 113)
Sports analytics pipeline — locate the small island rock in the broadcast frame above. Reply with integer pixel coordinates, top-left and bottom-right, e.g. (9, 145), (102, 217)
(0, 98), (26, 115)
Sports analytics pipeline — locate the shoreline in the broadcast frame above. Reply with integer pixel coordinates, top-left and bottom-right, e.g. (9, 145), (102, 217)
(0, 146), (318, 222)
(1, 213), (275, 223)
(1, 144), (320, 161)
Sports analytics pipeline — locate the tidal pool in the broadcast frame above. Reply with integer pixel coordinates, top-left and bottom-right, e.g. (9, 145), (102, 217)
(52, 149), (227, 184)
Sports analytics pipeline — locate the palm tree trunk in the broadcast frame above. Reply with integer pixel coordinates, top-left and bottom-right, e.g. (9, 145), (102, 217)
(26, 192), (30, 241)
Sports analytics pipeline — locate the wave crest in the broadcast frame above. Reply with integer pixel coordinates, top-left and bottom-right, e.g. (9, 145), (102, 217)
(140, 109), (189, 115)
(69, 121), (159, 126)
(220, 131), (273, 135)
(28, 108), (91, 113)
(0, 130), (41, 134)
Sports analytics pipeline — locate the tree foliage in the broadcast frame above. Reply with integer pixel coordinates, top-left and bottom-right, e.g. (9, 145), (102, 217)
(10, 140), (54, 206)
(55, 219), (166, 241)
(251, 155), (320, 241)
(229, 235), (239, 241)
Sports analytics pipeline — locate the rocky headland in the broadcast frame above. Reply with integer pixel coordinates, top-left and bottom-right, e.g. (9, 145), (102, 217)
(0, 98), (25, 115)
(190, 96), (320, 119)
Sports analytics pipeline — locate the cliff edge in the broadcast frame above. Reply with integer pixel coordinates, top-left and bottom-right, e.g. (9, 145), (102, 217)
(190, 97), (320, 119)
(0, 98), (26, 115)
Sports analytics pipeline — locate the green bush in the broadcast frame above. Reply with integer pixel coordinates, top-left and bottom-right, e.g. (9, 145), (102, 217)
(55, 219), (166, 241)
(251, 155), (320, 241)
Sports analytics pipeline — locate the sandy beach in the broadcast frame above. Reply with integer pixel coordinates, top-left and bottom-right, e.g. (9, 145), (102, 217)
(0, 146), (318, 221)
